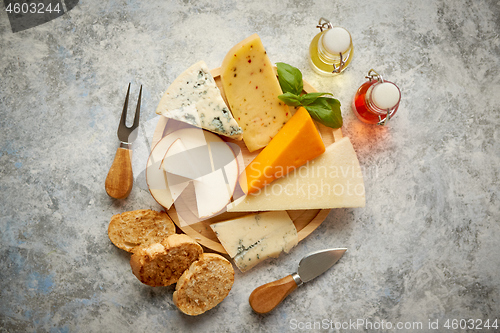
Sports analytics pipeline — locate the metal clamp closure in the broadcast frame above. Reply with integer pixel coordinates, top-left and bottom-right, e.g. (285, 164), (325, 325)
(316, 17), (333, 31)
(332, 53), (346, 74)
(366, 68), (383, 83)
(366, 69), (394, 126)
(316, 18), (345, 74)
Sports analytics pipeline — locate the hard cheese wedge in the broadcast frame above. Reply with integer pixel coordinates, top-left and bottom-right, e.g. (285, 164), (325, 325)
(210, 211), (298, 272)
(227, 137), (366, 211)
(155, 60), (243, 140)
(220, 34), (292, 152)
(239, 107), (325, 194)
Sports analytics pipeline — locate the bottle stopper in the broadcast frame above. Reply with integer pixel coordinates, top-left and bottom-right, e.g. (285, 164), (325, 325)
(372, 82), (401, 110)
(323, 27), (351, 54)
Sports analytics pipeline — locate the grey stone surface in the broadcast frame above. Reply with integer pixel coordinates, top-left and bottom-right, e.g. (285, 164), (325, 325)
(1, 0), (499, 332)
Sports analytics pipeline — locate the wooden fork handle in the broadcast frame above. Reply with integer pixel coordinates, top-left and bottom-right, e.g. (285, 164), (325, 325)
(249, 275), (298, 314)
(105, 146), (133, 199)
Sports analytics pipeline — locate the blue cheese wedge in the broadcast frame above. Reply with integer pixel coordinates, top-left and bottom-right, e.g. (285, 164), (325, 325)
(155, 61), (243, 140)
(210, 211), (298, 272)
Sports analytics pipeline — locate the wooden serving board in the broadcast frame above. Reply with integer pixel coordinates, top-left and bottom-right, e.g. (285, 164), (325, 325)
(150, 67), (342, 253)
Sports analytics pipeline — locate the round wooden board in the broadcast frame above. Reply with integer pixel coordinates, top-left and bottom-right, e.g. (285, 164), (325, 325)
(150, 67), (343, 253)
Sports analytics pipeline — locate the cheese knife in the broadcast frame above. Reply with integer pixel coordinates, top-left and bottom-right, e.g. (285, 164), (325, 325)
(249, 248), (347, 314)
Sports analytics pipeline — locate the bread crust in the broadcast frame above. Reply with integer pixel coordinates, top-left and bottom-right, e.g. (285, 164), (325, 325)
(173, 253), (234, 315)
(108, 209), (175, 253)
(130, 234), (203, 287)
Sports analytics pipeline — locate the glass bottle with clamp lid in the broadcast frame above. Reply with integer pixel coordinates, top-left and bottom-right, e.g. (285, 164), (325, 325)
(352, 69), (401, 125)
(309, 17), (353, 75)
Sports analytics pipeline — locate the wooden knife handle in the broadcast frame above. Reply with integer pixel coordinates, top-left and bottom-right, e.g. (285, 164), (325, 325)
(249, 275), (298, 314)
(105, 147), (133, 199)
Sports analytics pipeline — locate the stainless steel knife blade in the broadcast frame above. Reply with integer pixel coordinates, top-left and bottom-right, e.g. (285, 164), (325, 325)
(296, 248), (347, 284)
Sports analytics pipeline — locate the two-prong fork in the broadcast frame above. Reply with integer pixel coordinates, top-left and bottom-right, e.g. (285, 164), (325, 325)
(105, 83), (142, 199)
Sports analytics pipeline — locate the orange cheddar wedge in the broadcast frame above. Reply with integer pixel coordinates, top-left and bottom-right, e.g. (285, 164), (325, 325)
(239, 107), (325, 194)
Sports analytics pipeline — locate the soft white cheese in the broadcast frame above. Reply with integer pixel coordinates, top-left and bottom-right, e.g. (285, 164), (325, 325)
(193, 169), (233, 219)
(162, 138), (211, 180)
(146, 127), (239, 213)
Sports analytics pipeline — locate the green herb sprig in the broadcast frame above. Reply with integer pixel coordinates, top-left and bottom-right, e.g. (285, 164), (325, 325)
(276, 62), (342, 129)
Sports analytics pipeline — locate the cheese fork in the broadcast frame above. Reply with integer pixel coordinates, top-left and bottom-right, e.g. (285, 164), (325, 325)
(105, 83), (142, 199)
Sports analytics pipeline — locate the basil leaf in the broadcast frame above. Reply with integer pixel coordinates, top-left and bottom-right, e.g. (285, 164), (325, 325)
(275, 62), (343, 129)
(276, 62), (303, 95)
(324, 97), (343, 128)
(299, 92), (333, 106)
(304, 97), (343, 128)
(278, 92), (302, 106)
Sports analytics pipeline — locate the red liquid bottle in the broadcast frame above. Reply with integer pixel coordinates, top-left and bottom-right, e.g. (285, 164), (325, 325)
(352, 69), (401, 125)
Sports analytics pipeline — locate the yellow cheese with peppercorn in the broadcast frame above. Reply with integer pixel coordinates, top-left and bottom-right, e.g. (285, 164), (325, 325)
(220, 34), (292, 152)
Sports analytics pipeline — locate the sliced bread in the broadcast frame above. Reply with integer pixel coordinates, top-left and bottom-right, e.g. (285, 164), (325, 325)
(173, 253), (234, 316)
(108, 209), (176, 253)
(130, 234), (203, 287)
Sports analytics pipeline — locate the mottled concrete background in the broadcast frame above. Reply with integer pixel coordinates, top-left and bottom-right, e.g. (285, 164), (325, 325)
(1, 0), (499, 332)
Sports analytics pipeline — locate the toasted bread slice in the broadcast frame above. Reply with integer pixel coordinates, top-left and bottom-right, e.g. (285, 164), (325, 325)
(108, 209), (176, 253)
(130, 234), (203, 287)
(173, 253), (234, 316)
